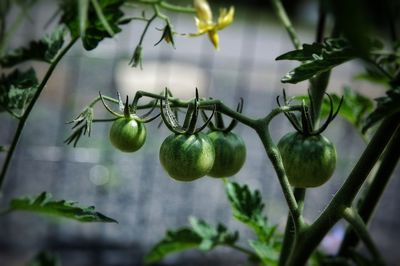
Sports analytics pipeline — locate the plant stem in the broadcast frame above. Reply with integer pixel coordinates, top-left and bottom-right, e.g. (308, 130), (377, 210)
(341, 207), (385, 265)
(315, 1), (326, 44)
(256, 106), (305, 232)
(134, 0), (195, 13)
(130, 90), (259, 128)
(285, 113), (400, 265)
(338, 125), (400, 256)
(270, 0), (301, 49)
(138, 13), (157, 46)
(279, 188), (306, 266)
(225, 243), (258, 258)
(159, 1), (195, 13)
(309, 1), (330, 125)
(0, 37), (78, 190)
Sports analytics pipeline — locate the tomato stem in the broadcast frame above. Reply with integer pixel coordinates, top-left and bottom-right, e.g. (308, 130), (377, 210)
(257, 106), (306, 233)
(341, 207), (385, 265)
(279, 188), (306, 266)
(0, 36), (78, 190)
(270, 0), (301, 49)
(338, 124), (400, 257)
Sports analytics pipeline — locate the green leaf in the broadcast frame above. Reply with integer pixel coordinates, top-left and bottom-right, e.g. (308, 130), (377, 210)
(0, 26), (65, 67)
(144, 218), (238, 264)
(6, 192), (117, 223)
(363, 86), (400, 133)
(249, 240), (279, 266)
(276, 38), (356, 84)
(354, 68), (391, 86)
(60, 0), (125, 50)
(225, 181), (278, 243)
(0, 68), (38, 114)
(0, 146), (6, 152)
(189, 217), (238, 251)
(144, 228), (202, 264)
(28, 251), (61, 266)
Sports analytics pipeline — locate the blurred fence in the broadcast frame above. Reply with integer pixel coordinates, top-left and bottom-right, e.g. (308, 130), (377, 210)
(0, 2), (399, 266)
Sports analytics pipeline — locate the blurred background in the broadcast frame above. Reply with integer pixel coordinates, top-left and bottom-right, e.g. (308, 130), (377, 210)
(0, 0), (399, 265)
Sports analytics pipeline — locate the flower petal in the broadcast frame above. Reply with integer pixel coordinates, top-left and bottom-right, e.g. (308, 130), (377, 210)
(208, 30), (219, 49)
(194, 0), (213, 23)
(216, 6), (235, 30)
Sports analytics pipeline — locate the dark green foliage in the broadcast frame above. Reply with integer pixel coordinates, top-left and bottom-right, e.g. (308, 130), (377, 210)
(144, 228), (202, 264)
(189, 217), (239, 251)
(276, 38), (356, 84)
(225, 181), (277, 243)
(0, 68), (38, 114)
(6, 192), (117, 223)
(144, 217), (238, 264)
(363, 86), (400, 132)
(60, 0), (125, 50)
(0, 26), (65, 67)
(327, 0), (372, 58)
(249, 240), (279, 265)
(225, 181), (282, 264)
(28, 251), (61, 266)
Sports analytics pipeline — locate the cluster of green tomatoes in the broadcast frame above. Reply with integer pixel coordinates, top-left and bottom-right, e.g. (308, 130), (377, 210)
(107, 92), (247, 182)
(100, 90), (339, 187)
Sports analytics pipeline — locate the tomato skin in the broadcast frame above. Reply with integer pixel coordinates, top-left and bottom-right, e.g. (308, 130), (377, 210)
(109, 117), (146, 152)
(277, 132), (336, 188)
(159, 133), (215, 181)
(207, 131), (246, 178)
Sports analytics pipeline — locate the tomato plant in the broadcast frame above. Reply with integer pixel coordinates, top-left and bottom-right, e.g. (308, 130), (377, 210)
(109, 117), (147, 152)
(207, 131), (246, 178)
(1, 0), (399, 266)
(159, 133), (215, 181)
(277, 131), (336, 187)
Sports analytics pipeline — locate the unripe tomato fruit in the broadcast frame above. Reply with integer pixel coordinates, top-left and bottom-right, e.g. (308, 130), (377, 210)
(159, 133), (215, 181)
(277, 132), (336, 188)
(207, 131), (246, 178)
(109, 117), (146, 152)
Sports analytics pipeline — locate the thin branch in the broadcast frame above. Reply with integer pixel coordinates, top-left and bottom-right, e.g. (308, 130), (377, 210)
(270, 0), (301, 49)
(0, 36), (78, 190)
(341, 207), (385, 265)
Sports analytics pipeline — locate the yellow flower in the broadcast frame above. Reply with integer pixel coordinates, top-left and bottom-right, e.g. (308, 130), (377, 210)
(190, 0), (234, 49)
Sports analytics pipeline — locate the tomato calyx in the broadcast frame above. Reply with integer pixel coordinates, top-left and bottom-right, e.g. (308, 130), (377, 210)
(277, 89), (343, 136)
(160, 88), (216, 134)
(99, 91), (160, 123)
(202, 97), (244, 133)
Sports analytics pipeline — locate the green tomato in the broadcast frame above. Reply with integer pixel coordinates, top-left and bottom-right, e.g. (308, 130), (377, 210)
(159, 133), (215, 181)
(109, 117), (146, 152)
(277, 132), (336, 188)
(207, 131), (246, 178)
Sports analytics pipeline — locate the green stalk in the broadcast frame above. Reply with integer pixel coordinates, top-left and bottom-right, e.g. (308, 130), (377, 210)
(269, 0), (301, 49)
(256, 107), (306, 232)
(279, 188), (306, 266)
(338, 125), (400, 256)
(159, 1), (195, 13)
(341, 207), (385, 265)
(133, 0), (195, 13)
(0, 37), (78, 190)
(279, 4), (327, 264)
(285, 113), (400, 265)
(224, 243), (258, 258)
